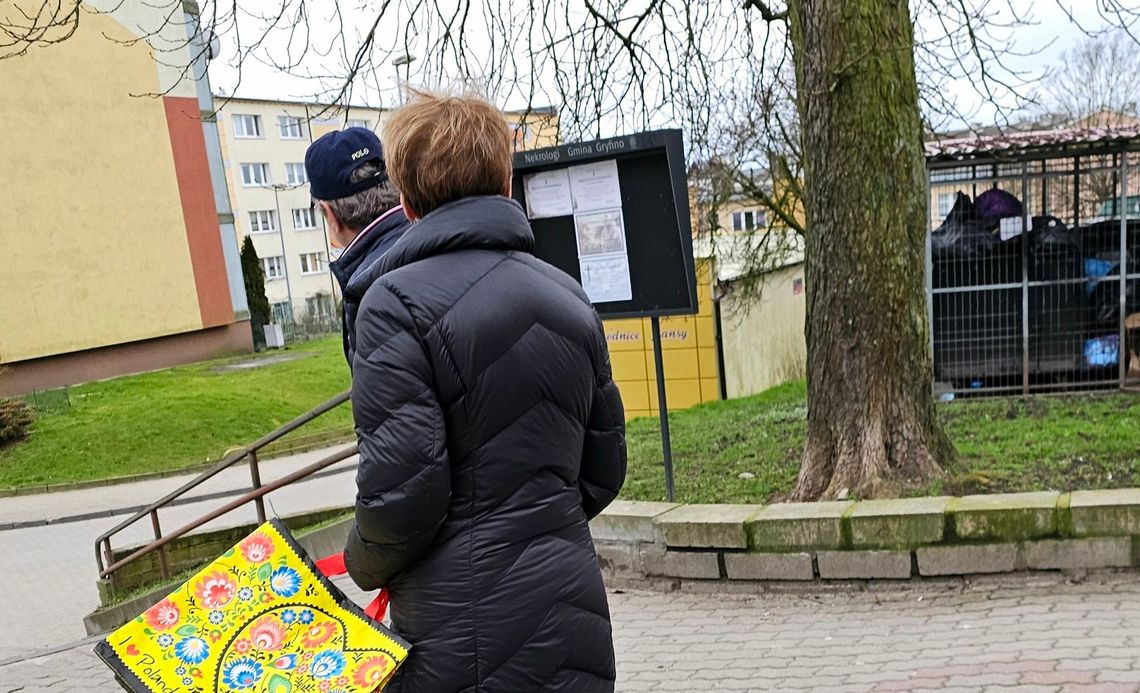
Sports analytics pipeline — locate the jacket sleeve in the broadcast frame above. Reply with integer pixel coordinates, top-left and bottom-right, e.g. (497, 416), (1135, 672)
(344, 283), (451, 590)
(579, 316), (627, 520)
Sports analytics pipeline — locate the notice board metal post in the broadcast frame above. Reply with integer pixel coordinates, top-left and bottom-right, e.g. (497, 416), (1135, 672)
(511, 129), (696, 503)
(650, 316), (676, 501)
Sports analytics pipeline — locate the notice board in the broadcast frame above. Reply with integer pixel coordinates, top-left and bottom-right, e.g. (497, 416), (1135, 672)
(511, 129), (698, 319)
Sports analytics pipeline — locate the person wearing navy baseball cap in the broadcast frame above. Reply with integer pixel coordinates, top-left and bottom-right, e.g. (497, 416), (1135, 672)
(306, 126), (411, 366)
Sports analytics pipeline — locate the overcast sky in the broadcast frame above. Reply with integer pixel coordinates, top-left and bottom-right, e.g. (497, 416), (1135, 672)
(205, 1), (1131, 130)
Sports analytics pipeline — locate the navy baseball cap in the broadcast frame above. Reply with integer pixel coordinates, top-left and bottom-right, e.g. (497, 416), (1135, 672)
(305, 127), (388, 200)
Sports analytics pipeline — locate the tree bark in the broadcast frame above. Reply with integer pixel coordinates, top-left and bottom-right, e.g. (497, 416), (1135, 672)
(787, 0), (953, 500)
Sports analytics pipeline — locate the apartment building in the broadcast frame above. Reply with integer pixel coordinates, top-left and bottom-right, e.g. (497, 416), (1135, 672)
(0, 1), (250, 395)
(216, 98), (388, 324)
(217, 99), (561, 326)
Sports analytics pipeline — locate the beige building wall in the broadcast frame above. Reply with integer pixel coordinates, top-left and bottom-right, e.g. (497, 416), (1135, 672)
(506, 108), (560, 150)
(216, 98), (388, 320)
(1, 0), (251, 392)
(721, 263), (807, 398)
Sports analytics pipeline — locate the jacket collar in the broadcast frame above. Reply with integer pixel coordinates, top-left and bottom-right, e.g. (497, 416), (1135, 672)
(376, 196), (534, 275)
(331, 207), (409, 295)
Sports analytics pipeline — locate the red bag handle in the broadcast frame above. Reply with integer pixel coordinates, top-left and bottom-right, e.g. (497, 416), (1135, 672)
(316, 552), (389, 622)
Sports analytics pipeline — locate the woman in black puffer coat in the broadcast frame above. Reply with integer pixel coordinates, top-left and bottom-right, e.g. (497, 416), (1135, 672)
(343, 92), (627, 693)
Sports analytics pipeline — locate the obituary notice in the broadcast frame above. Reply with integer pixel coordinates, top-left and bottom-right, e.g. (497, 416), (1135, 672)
(522, 169), (574, 219)
(579, 255), (633, 303)
(568, 160), (623, 212)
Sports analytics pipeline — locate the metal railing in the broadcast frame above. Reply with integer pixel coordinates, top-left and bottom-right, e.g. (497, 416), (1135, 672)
(94, 390), (354, 587)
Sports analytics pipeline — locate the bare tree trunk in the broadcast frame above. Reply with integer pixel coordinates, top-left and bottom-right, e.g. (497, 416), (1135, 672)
(788, 0), (952, 500)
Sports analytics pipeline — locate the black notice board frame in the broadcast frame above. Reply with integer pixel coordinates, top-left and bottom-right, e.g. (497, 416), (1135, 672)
(511, 128), (699, 320)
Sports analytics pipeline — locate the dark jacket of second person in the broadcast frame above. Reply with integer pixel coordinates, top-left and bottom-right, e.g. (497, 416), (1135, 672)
(329, 207), (411, 365)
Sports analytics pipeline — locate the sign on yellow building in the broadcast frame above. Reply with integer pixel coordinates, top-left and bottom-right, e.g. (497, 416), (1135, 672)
(604, 261), (721, 420)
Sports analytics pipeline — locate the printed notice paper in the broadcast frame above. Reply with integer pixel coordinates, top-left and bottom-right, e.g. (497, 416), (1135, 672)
(574, 209), (627, 256)
(568, 160), (623, 212)
(522, 169), (574, 219)
(579, 255), (633, 303)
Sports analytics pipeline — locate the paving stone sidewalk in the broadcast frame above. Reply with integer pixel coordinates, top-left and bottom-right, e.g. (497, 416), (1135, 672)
(4, 574), (1139, 692)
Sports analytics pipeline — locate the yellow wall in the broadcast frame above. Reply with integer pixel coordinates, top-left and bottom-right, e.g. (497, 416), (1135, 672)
(721, 263), (807, 398)
(604, 261), (721, 420)
(0, 9), (204, 362)
(507, 110), (560, 150)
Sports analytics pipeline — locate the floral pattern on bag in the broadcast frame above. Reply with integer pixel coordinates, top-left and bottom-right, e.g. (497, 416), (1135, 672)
(100, 521), (407, 692)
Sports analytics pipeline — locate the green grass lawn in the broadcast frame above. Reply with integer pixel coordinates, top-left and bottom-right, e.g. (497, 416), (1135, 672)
(0, 337), (353, 488)
(624, 382), (1140, 503)
(4, 338), (1140, 500)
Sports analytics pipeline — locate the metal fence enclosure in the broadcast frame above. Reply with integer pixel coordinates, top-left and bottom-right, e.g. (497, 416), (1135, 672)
(926, 127), (1140, 397)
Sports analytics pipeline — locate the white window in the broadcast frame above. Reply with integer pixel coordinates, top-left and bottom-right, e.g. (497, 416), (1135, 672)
(299, 252), (325, 275)
(240, 163), (270, 187)
(232, 114), (262, 138)
(293, 207), (317, 230)
(285, 163), (308, 186)
(937, 192), (958, 219)
(306, 295), (333, 318)
(731, 210), (766, 232)
(278, 115), (306, 139)
(248, 210), (277, 233)
(262, 256), (285, 280)
(345, 119), (370, 130)
(271, 301), (292, 323)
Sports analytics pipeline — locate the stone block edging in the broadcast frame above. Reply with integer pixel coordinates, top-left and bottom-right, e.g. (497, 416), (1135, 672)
(589, 489), (1140, 584)
(85, 489), (1140, 636)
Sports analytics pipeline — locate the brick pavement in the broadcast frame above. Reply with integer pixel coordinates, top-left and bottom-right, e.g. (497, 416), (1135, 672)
(3, 574), (1139, 691)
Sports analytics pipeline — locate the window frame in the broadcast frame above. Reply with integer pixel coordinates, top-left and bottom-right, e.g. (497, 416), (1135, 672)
(292, 206), (318, 230)
(299, 252), (325, 275)
(240, 162), (270, 187)
(278, 115), (306, 140)
(232, 114), (262, 139)
(731, 209), (766, 232)
(248, 210), (278, 234)
(285, 163), (308, 186)
(271, 301), (292, 324)
(261, 255), (285, 280)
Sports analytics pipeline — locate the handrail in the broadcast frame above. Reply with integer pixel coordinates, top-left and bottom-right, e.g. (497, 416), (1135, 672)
(99, 444), (358, 579)
(94, 390), (353, 584)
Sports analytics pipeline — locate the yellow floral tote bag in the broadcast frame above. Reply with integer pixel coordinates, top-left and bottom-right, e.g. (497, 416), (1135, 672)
(95, 519), (409, 692)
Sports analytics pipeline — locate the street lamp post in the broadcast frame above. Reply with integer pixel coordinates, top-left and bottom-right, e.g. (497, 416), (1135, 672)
(392, 54), (416, 105)
(267, 184), (295, 324)
(304, 107), (341, 316)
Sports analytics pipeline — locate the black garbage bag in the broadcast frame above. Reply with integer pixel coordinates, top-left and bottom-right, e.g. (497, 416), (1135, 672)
(1028, 216), (1086, 373)
(931, 191), (997, 257)
(1088, 262), (1140, 328)
(932, 192), (1022, 378)
(1081, 219), (1140, 255)
(1030, 216), (1083, 281)
(1032, 215), (1075, 246)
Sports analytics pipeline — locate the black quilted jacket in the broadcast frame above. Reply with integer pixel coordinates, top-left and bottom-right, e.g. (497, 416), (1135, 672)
(343, 195), (627, 692)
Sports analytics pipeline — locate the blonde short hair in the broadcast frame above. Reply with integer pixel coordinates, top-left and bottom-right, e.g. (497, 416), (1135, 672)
(383, 90), (512, 217)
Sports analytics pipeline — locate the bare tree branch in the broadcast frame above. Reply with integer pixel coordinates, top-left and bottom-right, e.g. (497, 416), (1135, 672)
(742, 0), (787, 23)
